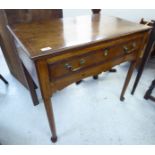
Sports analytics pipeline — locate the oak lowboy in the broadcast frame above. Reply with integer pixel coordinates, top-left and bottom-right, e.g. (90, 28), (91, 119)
(7, 14), (151, 142)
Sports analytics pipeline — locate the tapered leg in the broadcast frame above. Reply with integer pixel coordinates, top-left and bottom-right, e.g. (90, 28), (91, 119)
(36, 60), (58, 142)
(131, 56), (148, 95)
(120, 61), (136, 101)
(44, 98), (57, 142)
(0, 74), (9, 85)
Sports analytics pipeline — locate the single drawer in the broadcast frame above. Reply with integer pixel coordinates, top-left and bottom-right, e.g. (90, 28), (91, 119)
(48, 38), (141, 81)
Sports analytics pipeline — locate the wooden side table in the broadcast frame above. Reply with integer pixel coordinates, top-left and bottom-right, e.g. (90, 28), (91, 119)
(7, 14), (151, 142)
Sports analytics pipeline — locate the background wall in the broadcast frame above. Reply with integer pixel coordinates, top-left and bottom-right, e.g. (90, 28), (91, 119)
(63, 9), (155, 23)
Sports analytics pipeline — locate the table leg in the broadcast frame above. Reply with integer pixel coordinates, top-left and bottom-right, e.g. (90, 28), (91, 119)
(131, 41), (153, 95)
(0, 74), (9, 85)
(120, 61), (136, 101)
(144, 79), (155, 100)
(36, 60), (57, 142)
(131, 21), (155, 95)
(22, 64), (39, 106)
(44, 98), (57, 142)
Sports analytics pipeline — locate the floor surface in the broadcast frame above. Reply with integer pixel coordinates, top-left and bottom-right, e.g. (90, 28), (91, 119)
(0, 48), (155, 145)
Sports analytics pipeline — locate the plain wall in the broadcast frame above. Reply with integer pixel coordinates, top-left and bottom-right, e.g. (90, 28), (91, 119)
(63, 9), (155, 23)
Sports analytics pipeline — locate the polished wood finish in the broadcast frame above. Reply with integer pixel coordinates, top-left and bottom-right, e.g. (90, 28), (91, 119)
(77, 9), (101, 83)
(7, 14), (151, 142)
(48, 37), (141, 82)
(131, 20), (155, 95)
(0, 10), (27, 88)
(9, 15), (150, 60)
(91, 9), (116, 78)
(0, 9), (63, 106)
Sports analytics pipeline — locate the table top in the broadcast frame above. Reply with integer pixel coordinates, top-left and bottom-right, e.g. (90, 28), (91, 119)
(7, 14), (151, 60)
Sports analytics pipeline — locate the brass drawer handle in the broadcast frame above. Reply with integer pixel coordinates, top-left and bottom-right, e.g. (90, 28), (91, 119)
(123, 46), (130, 53)
(79, 58), (86, 65)
(132, 42), (136, 48)
(71, 67), (82, 72)
(65, 63), (82, 72)
(65, 58), (86, 72)
(123, 42), (136, 54)
(103, 49), (109, 56)
(65, 63), (72, 70)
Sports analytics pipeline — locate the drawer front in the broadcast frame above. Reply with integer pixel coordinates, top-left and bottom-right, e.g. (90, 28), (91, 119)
(51, 54), (136, 92)
(48, 38), (141, 81)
